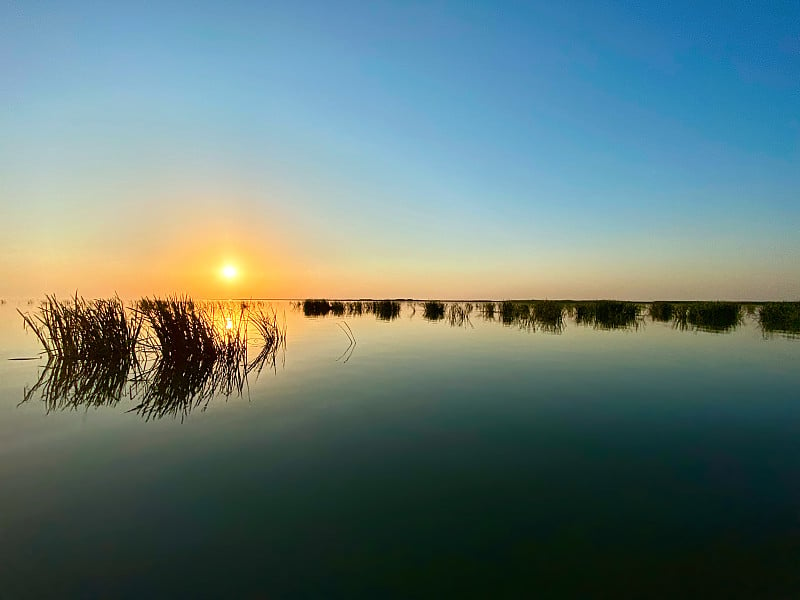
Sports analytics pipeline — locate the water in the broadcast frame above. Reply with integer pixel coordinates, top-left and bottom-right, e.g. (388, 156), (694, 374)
(1, 301), (798, 597)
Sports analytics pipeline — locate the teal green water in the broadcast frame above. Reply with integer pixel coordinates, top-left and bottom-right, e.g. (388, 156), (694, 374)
(1, 302), (799, 597)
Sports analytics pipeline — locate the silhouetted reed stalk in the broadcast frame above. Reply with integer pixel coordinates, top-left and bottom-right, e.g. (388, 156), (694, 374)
(248, 306), (287, 376)
(336, 321), (356, 363)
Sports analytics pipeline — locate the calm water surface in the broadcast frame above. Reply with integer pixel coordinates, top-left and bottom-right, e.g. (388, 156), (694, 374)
(1, 301), (798, 597)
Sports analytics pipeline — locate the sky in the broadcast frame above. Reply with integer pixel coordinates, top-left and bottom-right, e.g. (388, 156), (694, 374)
(1, 0), (798, 300)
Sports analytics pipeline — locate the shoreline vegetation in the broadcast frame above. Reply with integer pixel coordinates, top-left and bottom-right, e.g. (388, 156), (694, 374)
(13, 295), (798, 420)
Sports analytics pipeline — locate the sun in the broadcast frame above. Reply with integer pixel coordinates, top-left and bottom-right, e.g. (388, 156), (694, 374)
(221, 264), (238, 280)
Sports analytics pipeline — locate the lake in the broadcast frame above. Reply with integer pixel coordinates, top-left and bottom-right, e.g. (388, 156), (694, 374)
(1, 300), (798, 597)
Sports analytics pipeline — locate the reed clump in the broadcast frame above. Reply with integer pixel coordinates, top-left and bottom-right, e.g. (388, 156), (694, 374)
(21, 295), (286, 421)
(480, 302), (496, 319)
(496, 301), (534, 330)
(134, 297), (233, 418)
(673, 302), (742, 333)
(500, 301), (520, 325)
(758, 302), (800, 337)
(20, 295), (142, 364)
(138, 297), (220, 364)
(532, 300), (565, 333)
(136, 298), (286, 419)
(574, 301), (640, 330)
(370, 300), (401, 321)
(302, 299), (400, 320)
(302, 299), (333, 317)
(447, 303), (473, 328)
(649, 302), (674, 322)
(347, 301), (364, 316)
(423, 301), (446, 321)
(19, 295), (143, 408)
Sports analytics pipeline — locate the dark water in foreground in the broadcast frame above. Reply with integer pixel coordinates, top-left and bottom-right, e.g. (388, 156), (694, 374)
(1, 301), (799, 597)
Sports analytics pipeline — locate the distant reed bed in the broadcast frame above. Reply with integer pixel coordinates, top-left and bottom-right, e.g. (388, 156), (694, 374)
(423, 301), (446, 321)
(758, 302), (800, 338)
(648, 301), (742, 333)
(302, 299), (401, 321)
(572, 300), (642, 330)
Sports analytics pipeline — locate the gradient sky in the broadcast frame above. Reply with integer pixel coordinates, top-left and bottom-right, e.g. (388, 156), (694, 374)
(2, 1), (798, 300)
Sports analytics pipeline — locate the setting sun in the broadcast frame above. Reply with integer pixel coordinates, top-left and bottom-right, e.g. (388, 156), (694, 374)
(221, 264), (238, 280)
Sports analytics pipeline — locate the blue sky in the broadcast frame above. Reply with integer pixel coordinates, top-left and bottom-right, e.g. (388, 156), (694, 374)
(1, 1), (798, 299)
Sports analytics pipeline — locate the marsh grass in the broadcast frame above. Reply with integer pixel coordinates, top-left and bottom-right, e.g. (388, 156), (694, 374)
(347, 301), (364, 316)
(302, 299), (400, 320)
(20, 295), (286, 420)
(423, 301), (446, 321)
(758, 302), (800, 338)
(649, 302), (674, 322)
(532, 300), (565, 333)
(673, 302), (742, 333)
(20, 294), (141, 363)
(370, 300), (401, 321)
(574, 301), (641, 330)
(132, 297), (245, 419)
(303, 299), (333, 317)
(19, 295), (142, 409)
(447, 303), (473, 328)
(480, 302), (496, 320)
(498, 301), (534, 330)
